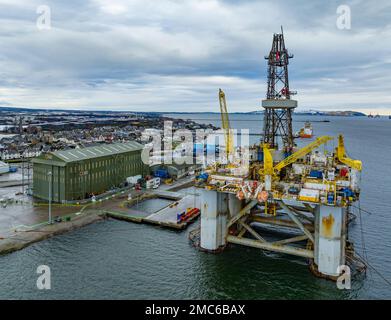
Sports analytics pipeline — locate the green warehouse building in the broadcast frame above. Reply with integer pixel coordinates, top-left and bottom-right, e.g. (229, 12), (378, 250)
(32, 141), (147, 203)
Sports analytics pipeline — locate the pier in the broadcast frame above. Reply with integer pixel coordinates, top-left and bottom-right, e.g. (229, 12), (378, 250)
(0, 177), (200, 255)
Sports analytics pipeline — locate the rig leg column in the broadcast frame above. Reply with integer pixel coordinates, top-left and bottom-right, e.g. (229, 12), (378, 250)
(314, 205), (347, 277)
(227, 193), (242, 220)
(200, 189), (228, 251)
(227, 193), (243, 234)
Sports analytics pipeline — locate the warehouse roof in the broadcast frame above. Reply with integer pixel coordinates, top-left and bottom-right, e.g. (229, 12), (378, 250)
(33, 141), (144, 164)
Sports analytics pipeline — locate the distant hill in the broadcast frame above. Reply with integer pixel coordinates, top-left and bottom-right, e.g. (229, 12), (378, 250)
(164, 110), (367, 116)
(0, 106), (366, 116)
(297, 110), (366, 116)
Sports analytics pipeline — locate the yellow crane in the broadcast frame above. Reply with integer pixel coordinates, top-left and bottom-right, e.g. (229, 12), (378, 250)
(260, 136), (334, 177)
(219, 89), (234, 160)
(262, 143), (274, 191)
(263, 143), (274, 175)
(336, 134), (362, 171)
(274, 136), (334, 172)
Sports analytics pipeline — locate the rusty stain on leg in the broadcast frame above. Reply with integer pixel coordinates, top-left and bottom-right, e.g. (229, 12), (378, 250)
(321, 213), (335, 238)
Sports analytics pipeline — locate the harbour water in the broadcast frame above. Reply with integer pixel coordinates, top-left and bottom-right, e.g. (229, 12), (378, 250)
(0, 114), (390, 299)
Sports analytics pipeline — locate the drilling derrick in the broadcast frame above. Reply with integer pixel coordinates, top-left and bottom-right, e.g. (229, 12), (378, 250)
(262, 28), (296, 151)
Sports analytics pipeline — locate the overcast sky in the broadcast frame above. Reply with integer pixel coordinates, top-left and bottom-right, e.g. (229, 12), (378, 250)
(0, 0), (390, 113)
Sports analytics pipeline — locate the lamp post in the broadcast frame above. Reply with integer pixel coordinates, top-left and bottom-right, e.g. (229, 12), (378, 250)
(48, 170), (52, 224)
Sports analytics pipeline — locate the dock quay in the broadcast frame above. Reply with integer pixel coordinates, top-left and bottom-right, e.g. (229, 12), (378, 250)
(142, 195), (199, 229)
(0, 211), (105, 255)
(103, 191), (199, 230)
(150, 190), (183, 200)
(0, 177), (200, 255)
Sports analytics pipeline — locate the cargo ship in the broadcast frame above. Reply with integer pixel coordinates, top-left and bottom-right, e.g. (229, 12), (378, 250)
(298, 121), (313, 138)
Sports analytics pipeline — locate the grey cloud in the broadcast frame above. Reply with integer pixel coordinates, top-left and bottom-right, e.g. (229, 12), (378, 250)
(0, 0), (390, 113)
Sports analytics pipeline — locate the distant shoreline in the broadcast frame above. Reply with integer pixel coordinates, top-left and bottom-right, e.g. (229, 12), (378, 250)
(0, 106), (367, 117)
(165, 111), (367, 117)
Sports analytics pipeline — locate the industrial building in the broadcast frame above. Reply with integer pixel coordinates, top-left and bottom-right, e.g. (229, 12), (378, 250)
(32, 141), (147, 202)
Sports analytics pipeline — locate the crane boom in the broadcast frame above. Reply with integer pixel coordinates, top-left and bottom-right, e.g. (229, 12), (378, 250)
(219, 89), (234, 157)
(336, 134), (362, 171)
(260, 135), (362, 177)
(258, 136), (333, 178)
(274, 136), (333, 173)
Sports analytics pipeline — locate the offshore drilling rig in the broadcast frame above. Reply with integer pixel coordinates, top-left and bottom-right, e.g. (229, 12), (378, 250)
(194, 29), (363, 279)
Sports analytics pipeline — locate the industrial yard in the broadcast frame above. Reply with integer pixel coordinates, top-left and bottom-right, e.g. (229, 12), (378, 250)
(1, 0), (391, 304)
(2, 112), (386, 300)
(0, 30), (366, 282)
(0, 109), (212, 256)
(0, 175), (198, 254)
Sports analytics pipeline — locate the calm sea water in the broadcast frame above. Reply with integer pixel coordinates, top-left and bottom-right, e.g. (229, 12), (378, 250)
(0, 114), (390, 299)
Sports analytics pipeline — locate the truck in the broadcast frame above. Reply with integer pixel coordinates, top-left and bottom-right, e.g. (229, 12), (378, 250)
(126, 175), (142, 186)
(153, 169), (170, 179)
(152, 177), (161, 189)
(146, 177), (161, 189)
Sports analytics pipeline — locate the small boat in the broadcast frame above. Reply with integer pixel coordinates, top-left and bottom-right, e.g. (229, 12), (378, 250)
(298, 121), (313, 138)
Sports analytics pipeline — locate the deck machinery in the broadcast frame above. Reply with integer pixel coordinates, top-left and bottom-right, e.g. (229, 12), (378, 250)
(194, 30), (363, 279)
